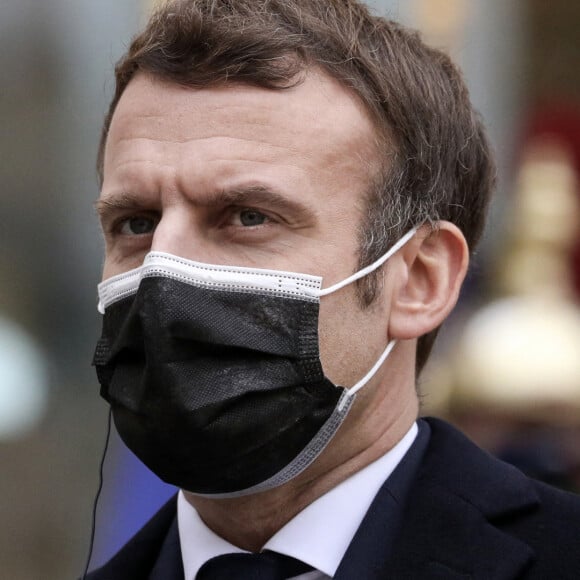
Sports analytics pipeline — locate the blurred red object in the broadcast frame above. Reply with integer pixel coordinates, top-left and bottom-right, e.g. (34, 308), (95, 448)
(522, 101), (580, 299)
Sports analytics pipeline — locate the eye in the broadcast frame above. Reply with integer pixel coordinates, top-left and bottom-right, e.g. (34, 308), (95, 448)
(118, 215), (158, 235)
(237, 208), (268, 227)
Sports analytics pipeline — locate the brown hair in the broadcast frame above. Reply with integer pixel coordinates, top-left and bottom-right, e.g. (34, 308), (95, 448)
(98, 0), (496, 374)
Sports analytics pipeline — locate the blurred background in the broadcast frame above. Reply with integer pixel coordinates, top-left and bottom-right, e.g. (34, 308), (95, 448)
(0, 0), (579, 578)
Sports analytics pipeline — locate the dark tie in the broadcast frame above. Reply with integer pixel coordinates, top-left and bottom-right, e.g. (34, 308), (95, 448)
(196, 550), (314, 579)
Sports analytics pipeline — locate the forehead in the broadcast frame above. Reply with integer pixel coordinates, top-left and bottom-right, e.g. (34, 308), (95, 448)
(103, 70), (380, 185)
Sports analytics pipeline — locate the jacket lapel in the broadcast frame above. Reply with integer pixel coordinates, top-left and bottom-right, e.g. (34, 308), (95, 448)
(149, 517), (184, 580)
(388, 477), (535, 578)
(336, 418), (539, 579)
(388, 418), (538, 579)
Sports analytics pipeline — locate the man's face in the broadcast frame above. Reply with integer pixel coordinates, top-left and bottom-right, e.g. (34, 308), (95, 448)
(99, 70), (392, 392)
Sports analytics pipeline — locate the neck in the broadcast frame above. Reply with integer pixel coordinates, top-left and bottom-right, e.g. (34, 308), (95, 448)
(184, 386), (418, 551)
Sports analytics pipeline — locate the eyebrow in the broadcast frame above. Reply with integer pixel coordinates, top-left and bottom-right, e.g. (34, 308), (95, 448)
(94, 192), (144, 214)
(94, 192), (151, 226)
(211, 185), (312, 221)
(95, 185), (313, 223)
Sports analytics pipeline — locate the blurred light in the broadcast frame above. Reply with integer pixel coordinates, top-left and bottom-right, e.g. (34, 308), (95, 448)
(455, 297), (580, 416)
(0, 315), (49, 439)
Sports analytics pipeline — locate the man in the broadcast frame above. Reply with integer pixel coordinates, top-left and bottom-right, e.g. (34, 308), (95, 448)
(87, 1), (580, 578)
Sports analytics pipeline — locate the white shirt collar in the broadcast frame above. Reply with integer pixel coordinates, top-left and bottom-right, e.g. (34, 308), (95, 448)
(178, 422), (418, 580)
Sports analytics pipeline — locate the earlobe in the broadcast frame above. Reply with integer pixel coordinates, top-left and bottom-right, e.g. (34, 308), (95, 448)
(388, 222), (469, 340)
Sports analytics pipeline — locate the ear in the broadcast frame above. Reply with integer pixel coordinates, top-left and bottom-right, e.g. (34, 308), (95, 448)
(387, 222), (469, 340)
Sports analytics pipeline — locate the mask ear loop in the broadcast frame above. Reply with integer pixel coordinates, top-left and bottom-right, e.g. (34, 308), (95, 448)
(320, 229), (418, 411)
(316, 228), (418, 297)
(338, 340), (397, 411)
(82, 408), (112, 579)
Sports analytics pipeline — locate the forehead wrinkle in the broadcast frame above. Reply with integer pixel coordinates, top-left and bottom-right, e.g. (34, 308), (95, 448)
(105, 71), (381, 219)
(107, 132), (311, 174)
(111, 73), (374, 160)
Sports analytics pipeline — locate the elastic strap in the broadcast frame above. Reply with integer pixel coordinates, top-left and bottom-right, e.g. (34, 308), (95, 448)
(339, 340), (397, 411)
(317, 228), (418, 297)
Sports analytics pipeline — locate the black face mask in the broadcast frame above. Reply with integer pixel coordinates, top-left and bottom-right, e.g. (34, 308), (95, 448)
(93, 231), (415, 497)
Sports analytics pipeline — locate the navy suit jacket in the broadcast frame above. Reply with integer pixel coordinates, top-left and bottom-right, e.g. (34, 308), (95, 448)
(87, 418), (580, 579)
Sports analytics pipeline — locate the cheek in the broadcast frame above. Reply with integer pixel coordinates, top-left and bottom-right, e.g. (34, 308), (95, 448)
(101, 258), (118, 281)
(102, 252), (145, 281)
(317, 289), (389, 388)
